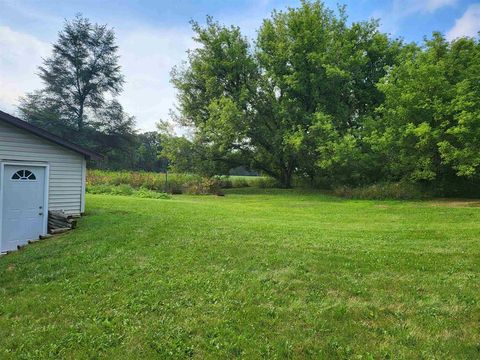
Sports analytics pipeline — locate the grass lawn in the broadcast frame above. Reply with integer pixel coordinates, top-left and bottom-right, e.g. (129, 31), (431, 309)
(1, 189), (479, 359)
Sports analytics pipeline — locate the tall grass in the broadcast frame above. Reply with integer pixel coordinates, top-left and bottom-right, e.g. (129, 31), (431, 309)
(87, 170), (275, 194)
(87, 170), (200, 193)
(87, 184), (170, 199)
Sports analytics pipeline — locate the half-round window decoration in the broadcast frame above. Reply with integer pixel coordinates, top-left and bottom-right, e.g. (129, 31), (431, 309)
(11, 170), (36, 181)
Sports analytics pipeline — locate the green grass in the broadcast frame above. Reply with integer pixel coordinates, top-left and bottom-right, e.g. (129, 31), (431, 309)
(1, 189), (479, 359)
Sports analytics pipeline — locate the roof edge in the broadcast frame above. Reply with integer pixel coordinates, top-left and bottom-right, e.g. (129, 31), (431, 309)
(0, 110), (103, 161)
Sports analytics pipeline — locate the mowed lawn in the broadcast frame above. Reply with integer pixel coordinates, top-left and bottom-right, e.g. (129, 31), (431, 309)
(1, 189), (479, 359)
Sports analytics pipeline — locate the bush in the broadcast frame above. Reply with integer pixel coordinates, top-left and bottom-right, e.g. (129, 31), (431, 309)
(333, 182), (429, 200)
(135, 187), (171, 199)
(184, 177), (223, 195)
(214, 175), (233, 189)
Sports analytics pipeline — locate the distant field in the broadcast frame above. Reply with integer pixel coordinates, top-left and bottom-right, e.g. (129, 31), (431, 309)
(1, 189), (479, 358)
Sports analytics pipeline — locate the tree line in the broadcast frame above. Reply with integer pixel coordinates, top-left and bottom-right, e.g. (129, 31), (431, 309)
(19, 2), (480, 194)
(167, 1), (480, 194)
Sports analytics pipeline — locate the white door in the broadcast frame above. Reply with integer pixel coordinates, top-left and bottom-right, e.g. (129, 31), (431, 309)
(1, 165), (46, 252)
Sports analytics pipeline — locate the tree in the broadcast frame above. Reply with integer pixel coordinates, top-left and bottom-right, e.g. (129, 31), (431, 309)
(438, 37), (480, 178)
(171, 1), (400, 187)
(370, 33), (480, 186)
(157, 120), (224, 175)
(89, 100), (137, 169)
(18, 15), (136, 168)
(171, 17), (258, 176)
(134, 132), (165, 172)
(257, 1), (403, 186)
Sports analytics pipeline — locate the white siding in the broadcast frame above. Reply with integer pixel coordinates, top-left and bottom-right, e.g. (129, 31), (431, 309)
(0, 121), (85, 215)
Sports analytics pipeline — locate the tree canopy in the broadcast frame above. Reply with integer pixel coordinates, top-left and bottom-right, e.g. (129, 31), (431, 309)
(169, 1), (402, 187)
(167, 0), (480, 192)
(18, 15), (140, 169)
(16, 2), (480, 194)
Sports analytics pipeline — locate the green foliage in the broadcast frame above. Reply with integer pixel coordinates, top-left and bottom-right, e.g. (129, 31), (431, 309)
(370, 34), (480, 185)
(171, 1), (401, 187)
(157, 121), (220, 176)
(169, 17), (257, 178)
(134, 187), (171, 199)
(1, 191), (479, 357)
(438, 38), (480, 177)
(132, 131), (165, 172)
(256, 177), (281, 188)
(16, 4), (480, 193)
(184, 177), (223, 195)
(18, 15), (137, 170)
(215, 175), (275, 188)
(168, 1), (479, 194)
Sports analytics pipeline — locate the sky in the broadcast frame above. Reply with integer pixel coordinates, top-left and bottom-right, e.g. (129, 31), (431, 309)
(1, 0), (479, 132)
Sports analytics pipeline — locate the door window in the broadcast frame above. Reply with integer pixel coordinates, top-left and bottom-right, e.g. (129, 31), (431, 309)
(11, 170), (36, 181)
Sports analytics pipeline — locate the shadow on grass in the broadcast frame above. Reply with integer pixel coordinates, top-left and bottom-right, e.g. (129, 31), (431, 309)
(224, 187), (343, 200)
(224, 187), (480, 207)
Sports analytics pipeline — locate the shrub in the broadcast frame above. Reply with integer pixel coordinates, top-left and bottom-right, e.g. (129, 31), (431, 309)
(214, 175), (233, 189)
(184, 177), (223, 195)
(136, 187), (171, 199)
(227, 176), (278, 188)
(333, 182), (429, 200)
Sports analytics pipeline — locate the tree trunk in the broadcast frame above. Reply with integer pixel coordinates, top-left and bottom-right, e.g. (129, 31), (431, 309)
(280, 166), (293, 188)
(78, 102), (84, 131)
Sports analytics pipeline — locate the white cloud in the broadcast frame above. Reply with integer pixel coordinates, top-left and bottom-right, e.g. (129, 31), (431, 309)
(376, 0), (458, 35)
(446, 4), (480, 40)
(423, 0), (458, 12)
(117, 26), (195, 131)
(0, 26), (50, 114)
(394, 0), (458, 15)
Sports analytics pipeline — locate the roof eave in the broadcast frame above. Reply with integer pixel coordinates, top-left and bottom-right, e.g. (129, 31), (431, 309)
(0, 110), (103, 161)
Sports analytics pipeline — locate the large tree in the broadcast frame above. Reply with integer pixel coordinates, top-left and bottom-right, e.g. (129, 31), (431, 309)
(171, 1), (400, 187)
(19, 15), (135, 167)
(255, 1), (401, 186)
(170, 17), (258, 176)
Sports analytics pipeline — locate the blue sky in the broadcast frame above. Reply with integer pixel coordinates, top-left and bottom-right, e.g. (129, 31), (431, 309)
(1, 0), (479, 130)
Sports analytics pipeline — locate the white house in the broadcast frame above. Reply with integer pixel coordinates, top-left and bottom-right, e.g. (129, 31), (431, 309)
(0, 110), (100, 253)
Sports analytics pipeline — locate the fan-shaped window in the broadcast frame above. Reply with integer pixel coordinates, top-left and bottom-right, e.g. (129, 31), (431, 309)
(11, 170), (36, 181)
